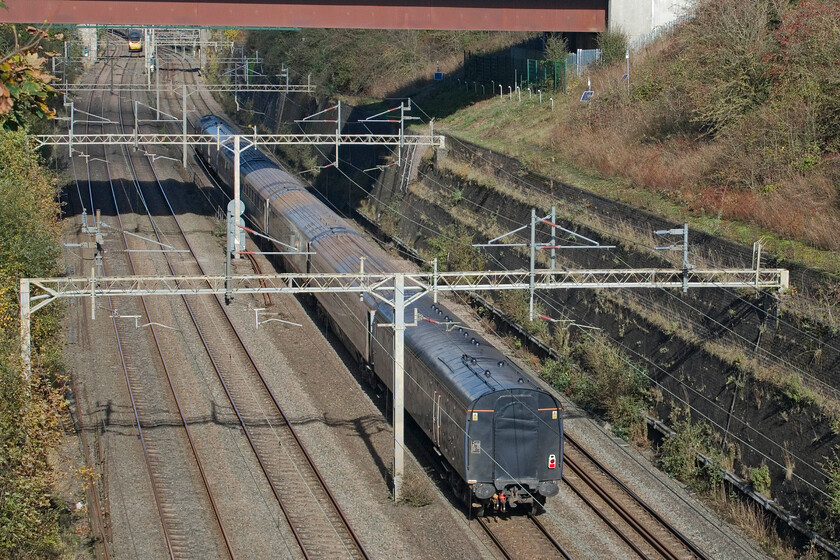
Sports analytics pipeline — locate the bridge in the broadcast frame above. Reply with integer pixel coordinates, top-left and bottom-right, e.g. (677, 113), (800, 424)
(1, 0), (606, 32)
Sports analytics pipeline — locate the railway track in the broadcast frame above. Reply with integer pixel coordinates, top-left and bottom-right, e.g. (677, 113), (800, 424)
(155, 47), (719, 560)
(94, 41), (370, 560)
(65, 43), (117, 560)
(75, 35), (237, 560)
(563, 434), (711, 560)
(67, 42), (723, 560)
(477, 514), (573, 560)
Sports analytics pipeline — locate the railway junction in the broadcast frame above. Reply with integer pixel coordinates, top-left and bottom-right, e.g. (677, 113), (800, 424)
(2, 11), (828, 560)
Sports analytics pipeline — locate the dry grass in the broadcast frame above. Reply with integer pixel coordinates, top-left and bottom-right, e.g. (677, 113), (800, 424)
(438, 18), (840, 278)
(702, 486), (810, 560)
(398, 464), (436, 508)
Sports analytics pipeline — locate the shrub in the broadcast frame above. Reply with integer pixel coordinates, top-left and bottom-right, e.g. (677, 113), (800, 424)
(541, 359), (571, 391)
(0, 128), (66, 557)
(823, 451), (840, 523)
(748, 464), (771, 494)
(597, 28), (628, 66)
(398, 465), (435, 507)
(544, 33), (568, 63)
(423, 224), (485, 273)
(660, 415), (706, 481)
(679, 0), (779, 135)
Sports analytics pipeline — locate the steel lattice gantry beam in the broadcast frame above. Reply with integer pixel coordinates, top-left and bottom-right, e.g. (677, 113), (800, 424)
(54, 84), (316, 94)
(20, 265), (787, 500)
(1, 0), (607, 32)
(32, 132), (444, 149)
(22, 267), (789, 312)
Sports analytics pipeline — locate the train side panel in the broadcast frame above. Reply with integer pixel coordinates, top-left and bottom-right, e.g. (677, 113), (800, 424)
(370, 303), (470, 480)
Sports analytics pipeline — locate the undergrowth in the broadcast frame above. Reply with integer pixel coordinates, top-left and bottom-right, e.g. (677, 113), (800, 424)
(541, 332), (649, 443)
(439, 0), (840, 276)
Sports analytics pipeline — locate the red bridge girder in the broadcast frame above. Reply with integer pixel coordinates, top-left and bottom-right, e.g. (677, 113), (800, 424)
(1, 0), (606, 32)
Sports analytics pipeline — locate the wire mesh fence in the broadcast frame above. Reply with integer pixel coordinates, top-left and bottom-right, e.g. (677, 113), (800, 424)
(465, 47), (601, 94)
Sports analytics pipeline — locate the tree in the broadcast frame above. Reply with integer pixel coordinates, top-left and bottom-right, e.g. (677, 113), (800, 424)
(0, 5), (61, 130)
(597, 28), (628, 66)
(544, 33), (568, 63)
(0, 128), (64, 559)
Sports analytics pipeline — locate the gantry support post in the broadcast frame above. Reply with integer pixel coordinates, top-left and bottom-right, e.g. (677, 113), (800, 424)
(233, 135), (242, 259)
(550, 206), (556, 271)
(398, 102), (404, 167)
(68, 101), (74, 159)
(529, 207), (536, 321)
(155, 41), (161, 120)
(182, 84), (188, 168)
(335, 101), (341, 169)
(108, 33), (113, 94)
(393, 273), (405, 501)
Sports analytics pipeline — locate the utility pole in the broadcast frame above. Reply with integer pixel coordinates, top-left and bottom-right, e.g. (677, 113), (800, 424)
(393, 274), (406, 499)
(182, 84), (188, 168)
(233, 135), (242, 258)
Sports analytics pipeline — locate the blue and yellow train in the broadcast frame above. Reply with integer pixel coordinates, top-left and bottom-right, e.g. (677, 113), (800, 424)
(127, 29), (142, 53)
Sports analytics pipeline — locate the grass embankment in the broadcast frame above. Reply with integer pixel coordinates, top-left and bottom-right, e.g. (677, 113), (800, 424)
(437, 0), (840, 280)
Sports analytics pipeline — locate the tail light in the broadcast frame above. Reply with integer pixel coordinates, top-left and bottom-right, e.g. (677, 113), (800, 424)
(548, 454), (556, 469)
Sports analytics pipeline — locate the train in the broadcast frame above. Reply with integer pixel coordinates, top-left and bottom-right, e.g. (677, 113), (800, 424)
(127, 29), (143, 53)
(194, 114), (564, 516)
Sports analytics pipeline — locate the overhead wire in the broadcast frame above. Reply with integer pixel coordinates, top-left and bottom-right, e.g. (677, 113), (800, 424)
(197, 100), (610, 555)
(285, 96), (832, 497)
(202, 61), (814, 555)
(270, 111), (779, 558)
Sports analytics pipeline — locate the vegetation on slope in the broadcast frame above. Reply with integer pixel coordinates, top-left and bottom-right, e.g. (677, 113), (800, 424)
(244, 28), (535, 99)
(443, 0), (840, 275)
(0, 128), (66, 559)
(1, 16), (68, 558)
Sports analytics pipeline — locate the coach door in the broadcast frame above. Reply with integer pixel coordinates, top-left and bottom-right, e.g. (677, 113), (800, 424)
(263, 198), (270, 232)
(493, 395), (538, 485)
(432, 392), (442, 447)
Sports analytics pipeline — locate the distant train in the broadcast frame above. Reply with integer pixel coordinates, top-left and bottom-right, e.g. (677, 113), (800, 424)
(194, 114), (564, 516)
(127, 29), (142, 53)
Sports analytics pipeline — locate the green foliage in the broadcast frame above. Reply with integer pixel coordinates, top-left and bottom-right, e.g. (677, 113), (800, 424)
(0, 128), (66, 558)
(0, 25), (62, 130)
(659, 413), (735, 489)
(246, 29), (525, 98)
(749, 464), (771, 494)
(597, 28), (628, 66)
(573, 333), (648, 440)
(540, 359), (572, 391)
(540, 332), (649, 442)
(823, 451), (840, 523)
(543, 33), (568, 63)
(660, 415), (707, 481)
(423, 225), (485, 273)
